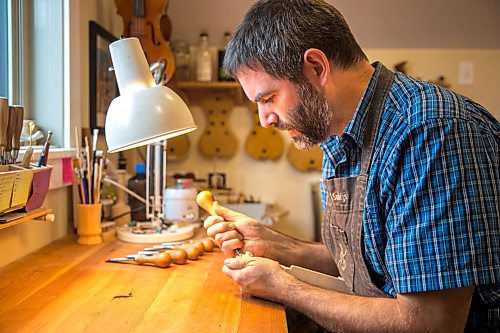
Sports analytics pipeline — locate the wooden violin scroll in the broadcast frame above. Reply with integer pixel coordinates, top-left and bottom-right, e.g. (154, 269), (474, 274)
(115, 0), (176, 83)
(245, 102), (284, 160)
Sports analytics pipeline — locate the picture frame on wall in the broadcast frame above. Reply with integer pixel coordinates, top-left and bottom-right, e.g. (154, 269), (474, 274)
(89, 20), (118, 132)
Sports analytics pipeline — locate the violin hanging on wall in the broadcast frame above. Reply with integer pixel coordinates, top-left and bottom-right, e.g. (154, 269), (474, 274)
(115, 0), (176, 83)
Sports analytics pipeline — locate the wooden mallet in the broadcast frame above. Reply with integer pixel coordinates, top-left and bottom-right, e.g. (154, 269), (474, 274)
(196, 190), (216, 216)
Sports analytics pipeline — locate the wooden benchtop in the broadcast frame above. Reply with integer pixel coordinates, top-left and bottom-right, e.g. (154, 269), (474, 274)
(0, 232), (287, 332)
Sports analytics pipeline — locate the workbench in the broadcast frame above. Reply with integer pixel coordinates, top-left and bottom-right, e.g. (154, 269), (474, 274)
(0, 232), (287, 332)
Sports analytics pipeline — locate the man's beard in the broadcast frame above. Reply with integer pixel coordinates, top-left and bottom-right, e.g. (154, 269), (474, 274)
(275, 79), (332, 150)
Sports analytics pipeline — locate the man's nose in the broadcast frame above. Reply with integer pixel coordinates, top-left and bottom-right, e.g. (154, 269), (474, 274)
(258, 106), (278, 128)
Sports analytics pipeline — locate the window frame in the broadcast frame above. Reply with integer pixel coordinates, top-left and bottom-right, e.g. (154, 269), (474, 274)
(1, 0), (24, 104)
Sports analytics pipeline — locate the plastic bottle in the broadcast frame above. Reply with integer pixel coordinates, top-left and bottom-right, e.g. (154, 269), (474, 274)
(218, 32), (234, 81)
(164, 178), (198, 222)
(196, 32), (212, 82)
(127, 163), (147, 221)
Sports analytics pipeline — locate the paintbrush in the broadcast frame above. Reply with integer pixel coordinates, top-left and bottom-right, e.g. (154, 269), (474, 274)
(21, 121), (35, 168)
(37, 130), (53, 167)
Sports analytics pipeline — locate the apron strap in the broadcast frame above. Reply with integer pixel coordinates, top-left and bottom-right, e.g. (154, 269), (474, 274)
(360, 65), (394, 174)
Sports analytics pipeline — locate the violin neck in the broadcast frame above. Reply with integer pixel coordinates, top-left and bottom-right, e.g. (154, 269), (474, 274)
(133, 0), (145, 17)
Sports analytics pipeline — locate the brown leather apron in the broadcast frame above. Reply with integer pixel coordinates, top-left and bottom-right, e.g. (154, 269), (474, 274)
(322, 65), (394, 297)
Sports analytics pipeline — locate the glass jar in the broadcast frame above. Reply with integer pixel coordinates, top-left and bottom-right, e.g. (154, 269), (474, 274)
(172, 40), (191, 81)
(195, 32), (212, 82)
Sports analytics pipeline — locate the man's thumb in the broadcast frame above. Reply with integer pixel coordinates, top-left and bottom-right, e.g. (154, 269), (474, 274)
(213, 201), (237, 221)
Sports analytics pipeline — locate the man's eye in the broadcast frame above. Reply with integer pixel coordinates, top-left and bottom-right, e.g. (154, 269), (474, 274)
(263, 96), (274, 104)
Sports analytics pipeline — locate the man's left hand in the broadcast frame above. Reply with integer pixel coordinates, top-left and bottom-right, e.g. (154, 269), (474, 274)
(222, 256), (292, 301)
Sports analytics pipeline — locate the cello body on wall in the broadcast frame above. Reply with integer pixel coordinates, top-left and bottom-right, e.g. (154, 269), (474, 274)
(115, 0), (176, 83)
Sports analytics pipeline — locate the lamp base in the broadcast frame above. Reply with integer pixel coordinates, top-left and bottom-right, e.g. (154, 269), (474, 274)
(116, 224), (195, 244)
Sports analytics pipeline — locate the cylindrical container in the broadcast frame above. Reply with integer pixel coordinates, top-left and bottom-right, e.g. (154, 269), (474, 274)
(218, 32), (234, 81)
(196, 32), (212, 82)
(77, 203), (103, 245)
(128, 163), (147, 221)
(164, 181), (198, 222)
(172, 40), (191, 81)
(208, 172), (226, 189)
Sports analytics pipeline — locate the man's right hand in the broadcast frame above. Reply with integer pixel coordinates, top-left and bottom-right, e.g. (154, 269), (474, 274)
(204, 202), (268, 257)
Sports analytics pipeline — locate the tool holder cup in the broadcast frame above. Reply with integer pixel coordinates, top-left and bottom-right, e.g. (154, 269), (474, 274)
(77, 203), (103, 245)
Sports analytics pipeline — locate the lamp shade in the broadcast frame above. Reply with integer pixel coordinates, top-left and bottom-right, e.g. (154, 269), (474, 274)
(105, 37), (196, 153)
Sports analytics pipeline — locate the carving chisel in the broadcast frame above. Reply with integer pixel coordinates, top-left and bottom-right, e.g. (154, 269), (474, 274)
(197, 190), (244, 255)
(106, 252), (171, 268)
(0, 98), (8, 164)
(11, 105), (24, 164)
(4, 106), (15, 164)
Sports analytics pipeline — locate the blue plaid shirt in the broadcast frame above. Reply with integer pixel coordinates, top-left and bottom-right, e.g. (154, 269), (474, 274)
(320, 63), (499, 329)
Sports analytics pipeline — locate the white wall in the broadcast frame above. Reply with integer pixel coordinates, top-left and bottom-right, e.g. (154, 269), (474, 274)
(3, 1), (498, 269)
(165, 1), (500, 241)
(99, 0), (500, 241)
(168, 0), (500, 48)
(0, 186), (72, 268)
(364, 49), (500, 116)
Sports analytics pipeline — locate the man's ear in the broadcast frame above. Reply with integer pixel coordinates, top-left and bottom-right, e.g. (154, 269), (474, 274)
(303, 49), (330, 88)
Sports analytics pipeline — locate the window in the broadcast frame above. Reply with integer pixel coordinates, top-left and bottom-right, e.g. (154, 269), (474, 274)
(25, 0), (65, 147)
(0, 0), (9, 98)
(1, 0), (66, 148)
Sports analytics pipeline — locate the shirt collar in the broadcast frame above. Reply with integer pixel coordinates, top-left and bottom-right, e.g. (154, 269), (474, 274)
(341, 61), (383, 149)
(320, 62), (383, 160)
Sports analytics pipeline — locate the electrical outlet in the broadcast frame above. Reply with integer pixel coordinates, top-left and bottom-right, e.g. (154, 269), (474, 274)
(458, 61), (474, 86)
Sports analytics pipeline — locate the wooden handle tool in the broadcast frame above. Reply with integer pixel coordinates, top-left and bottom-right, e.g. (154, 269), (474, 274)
(196, 190), (216, 216)
(196, 190), (244, 256)
(144, 243), (199, 261)
(11, 105), (24, 163)
(106, 252), (171, 268)
(0, 98), (8, 163)
(4, 106), (15, 163)
(164, 249), (188, 265)
(21, 146), (34, 169)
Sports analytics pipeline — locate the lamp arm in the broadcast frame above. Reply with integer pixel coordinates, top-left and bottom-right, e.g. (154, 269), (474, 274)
(103, 176), (147, 204)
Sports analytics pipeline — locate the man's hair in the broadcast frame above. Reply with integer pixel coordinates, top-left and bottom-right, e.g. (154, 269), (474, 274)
(223, 0), (367, 82)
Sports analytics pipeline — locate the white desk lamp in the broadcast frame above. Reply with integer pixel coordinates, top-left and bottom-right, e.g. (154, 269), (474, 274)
(105, 37), (197, 243)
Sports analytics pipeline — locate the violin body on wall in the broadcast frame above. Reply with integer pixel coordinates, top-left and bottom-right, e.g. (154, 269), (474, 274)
(115, 0), (176, 83)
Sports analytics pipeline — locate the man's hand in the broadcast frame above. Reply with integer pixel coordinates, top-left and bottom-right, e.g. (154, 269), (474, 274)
(223, 254), (474, 332)
(222, 255), (292, 301)
(204, 202), (268, 257)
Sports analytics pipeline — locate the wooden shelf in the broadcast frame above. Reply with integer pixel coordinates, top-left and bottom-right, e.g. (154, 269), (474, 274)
(0, 208), (54, 230)
(177, 81), (244, 104)
(177, 81), (240, 89)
